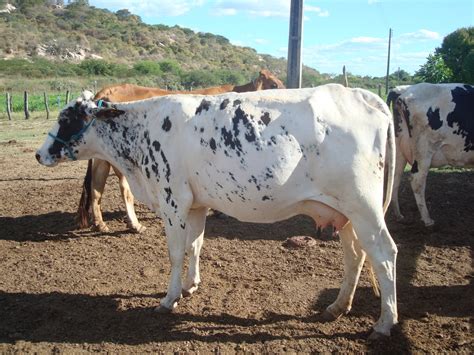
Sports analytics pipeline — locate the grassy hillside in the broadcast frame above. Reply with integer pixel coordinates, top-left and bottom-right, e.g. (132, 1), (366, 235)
(0, 1), (306, 88)
(0, 1), (413, 96)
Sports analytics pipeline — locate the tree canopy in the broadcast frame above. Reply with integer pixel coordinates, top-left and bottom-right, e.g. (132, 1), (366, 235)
(437, 27), (474, 82)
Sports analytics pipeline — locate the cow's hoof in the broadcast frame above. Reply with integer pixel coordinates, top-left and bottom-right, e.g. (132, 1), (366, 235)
(155, 305), (173, 314)
(129, 223), (146, 233)
(92, 223), (110, 233)
(321, 309), (339, 322)
(368, 330), (389, 342)
(182, 284), (199, 297)
(394, 212), (404, 221)
(423, 220), (435, 228)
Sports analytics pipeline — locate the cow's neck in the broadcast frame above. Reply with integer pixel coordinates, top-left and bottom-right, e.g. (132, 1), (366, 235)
(93, 115), (145, 175)
(233, 81), (256, 93)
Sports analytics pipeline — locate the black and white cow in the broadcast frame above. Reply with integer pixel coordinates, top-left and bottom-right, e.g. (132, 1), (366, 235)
(36, 84), (397, 338)
(389, 83), (474, 226)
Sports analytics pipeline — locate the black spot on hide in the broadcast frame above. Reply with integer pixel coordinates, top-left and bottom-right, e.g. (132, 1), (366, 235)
(427, 107), (443, 130)
(196, 99), (211, 115)
(447, 85), (474, 151)
(261, 112), (271, 125)
(162, 116), (172, 132)
(220, 99), (230, 110)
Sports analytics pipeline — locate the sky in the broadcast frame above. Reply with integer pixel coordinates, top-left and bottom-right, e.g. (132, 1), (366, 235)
(89, 0), (473, 77)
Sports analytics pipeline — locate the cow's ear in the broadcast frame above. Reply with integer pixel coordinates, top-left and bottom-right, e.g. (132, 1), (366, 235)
(94, 107), (126, 119)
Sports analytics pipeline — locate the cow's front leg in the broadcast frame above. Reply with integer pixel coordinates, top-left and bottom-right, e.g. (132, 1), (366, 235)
(157, 222), (187, 312)
(156, 183), (195, 313)
(409, 156), (434, 226)
(182, 207), (208, 297)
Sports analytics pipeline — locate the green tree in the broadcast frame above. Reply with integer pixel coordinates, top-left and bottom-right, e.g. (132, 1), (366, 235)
(415, 53), (453, 83)
(462, 50), (474, 83)
(436, 27), (474, 82)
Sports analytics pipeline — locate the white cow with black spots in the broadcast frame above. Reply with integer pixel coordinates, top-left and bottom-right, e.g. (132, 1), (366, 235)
(389, 83), (474, 226)
(36, 84), (397, 338)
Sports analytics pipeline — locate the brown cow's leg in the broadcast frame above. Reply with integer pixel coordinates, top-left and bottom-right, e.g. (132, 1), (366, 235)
(91, 159), (111, 232)
(112, 165), (146, 233)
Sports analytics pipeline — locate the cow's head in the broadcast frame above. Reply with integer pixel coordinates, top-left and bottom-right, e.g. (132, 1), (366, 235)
(36, 91), (124, 166)
(255, 69), (286, 90)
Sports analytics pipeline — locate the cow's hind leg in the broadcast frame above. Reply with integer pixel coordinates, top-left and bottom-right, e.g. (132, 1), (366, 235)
(91, 159), (111, 232)
(111, 165), (146, 233)
(182, 207), (207, 297)
(391, 144), (407, 221)
(323, 222), (366, 320)
(409, 156), (434, 226)
(351, 215), (398, 338)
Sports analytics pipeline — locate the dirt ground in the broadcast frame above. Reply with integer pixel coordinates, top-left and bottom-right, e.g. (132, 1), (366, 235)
(0, 133), (472, 353)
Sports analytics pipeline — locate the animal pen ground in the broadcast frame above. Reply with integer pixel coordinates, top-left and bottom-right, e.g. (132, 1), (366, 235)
(0, 117), (472, 352)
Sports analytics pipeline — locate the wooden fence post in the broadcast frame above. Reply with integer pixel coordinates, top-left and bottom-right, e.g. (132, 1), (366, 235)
(44, 92), (50, 120)
(24, 91), (30, 120)
(342, 65), (349, 87)
(6, 93), (12, 120)
(65, 90), (70, 104)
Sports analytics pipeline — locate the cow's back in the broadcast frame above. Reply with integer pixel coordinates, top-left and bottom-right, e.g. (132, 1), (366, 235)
(396, 83), (474, 166)
(138, 85), (391, 222)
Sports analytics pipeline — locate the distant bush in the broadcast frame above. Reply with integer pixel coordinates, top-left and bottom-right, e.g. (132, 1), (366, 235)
(158, 59), (181, 75)
(133, 61), (162, 76)
(78, 59), (116, 76)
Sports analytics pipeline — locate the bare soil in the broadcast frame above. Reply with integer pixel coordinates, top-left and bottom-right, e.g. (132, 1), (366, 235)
(0, 137), (472, 353)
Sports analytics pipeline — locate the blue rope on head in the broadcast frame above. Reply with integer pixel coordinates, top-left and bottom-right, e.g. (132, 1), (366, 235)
(48, 118), (96, 161)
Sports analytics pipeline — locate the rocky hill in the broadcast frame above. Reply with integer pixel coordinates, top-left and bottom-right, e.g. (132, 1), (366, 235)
(0, 1), (326, 84)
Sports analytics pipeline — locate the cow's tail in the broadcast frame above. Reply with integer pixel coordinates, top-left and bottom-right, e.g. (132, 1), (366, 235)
(77, 159), (93, 228)
(393, 98), (414, 165)
(383, 117), (396, 215)
(386, 90), (399, 110)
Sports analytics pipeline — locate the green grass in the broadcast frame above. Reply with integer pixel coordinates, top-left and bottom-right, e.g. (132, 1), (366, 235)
(0, 112), (57, 144)
(403, 163), (472, 173)
(0, 93), (79, 113)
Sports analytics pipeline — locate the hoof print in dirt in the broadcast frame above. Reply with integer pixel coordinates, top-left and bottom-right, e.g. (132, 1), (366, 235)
(283, 235), (317, 248)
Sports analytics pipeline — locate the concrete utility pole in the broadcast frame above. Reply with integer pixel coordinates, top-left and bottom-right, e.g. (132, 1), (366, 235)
(385, 28), (392, 95)
(287, 0), (304, 88)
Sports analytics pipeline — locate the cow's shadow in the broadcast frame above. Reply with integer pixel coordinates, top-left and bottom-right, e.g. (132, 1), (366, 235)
(0, 211), (129, 242)
(0, 290), (370, 346)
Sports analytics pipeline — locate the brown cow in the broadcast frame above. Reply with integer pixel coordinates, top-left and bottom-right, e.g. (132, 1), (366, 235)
(78, 69), (285, 232)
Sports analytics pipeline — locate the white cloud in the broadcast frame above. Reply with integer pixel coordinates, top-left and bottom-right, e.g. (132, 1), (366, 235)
(212, 0), (329, 18)
(254, 38), (269, 45)
(351, 36), (384, 44)
(397, 29), (441, 42)
(214, 7), (237, 16)
(91, 0), (205, 17)
(302, 29), (442, 76)
(305, 4), (330, 17)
